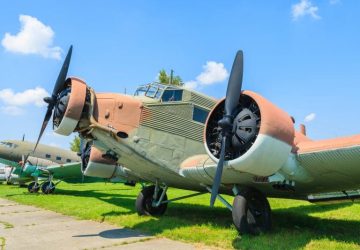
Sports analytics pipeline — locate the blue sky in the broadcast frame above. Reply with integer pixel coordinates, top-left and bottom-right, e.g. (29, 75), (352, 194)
(0, 0), (359, 151)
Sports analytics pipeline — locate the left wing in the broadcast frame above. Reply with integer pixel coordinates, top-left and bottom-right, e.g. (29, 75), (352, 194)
(0, 157), (21, 168)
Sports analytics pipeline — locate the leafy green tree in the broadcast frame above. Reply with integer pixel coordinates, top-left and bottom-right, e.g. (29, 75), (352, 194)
(158, 69), (183, 86)
(70, 135), (81, 153)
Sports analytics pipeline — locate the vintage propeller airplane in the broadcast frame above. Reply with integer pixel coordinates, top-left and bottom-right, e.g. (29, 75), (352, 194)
(0, 139), (133, 193)
(34, 46), (360, 235)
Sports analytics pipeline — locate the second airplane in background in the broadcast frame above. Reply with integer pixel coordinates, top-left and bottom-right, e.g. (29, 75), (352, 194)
(0, 139), (134, 193)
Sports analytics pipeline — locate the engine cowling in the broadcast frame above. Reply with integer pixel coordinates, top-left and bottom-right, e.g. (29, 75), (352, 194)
(81, 143), (125, 179)
(53, 77), (88, 136)
(204, 91), (294, 176)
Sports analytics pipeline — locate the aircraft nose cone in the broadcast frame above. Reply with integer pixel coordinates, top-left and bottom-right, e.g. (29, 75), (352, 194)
(0, 146), (8, 159)
(0, 145), (20, 162)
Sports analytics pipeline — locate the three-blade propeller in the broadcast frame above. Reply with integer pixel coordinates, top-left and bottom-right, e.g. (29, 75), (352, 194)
(19, 153), (30, 175)
(210, 50), (244, 206)
(34, 45), (73, 152)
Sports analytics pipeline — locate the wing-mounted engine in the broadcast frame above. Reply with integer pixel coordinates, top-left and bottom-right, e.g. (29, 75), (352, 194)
(205, 91), (294, 176)
(81, 142), (125, 179)
(53, 77), (89, 136)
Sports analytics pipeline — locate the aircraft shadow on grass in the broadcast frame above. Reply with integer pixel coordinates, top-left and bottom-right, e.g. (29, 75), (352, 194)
(54, 188), (360, 249)
(6, 188), (360, 248)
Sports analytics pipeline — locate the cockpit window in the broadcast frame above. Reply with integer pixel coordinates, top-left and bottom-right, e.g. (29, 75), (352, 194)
(134, 86), (148, 96)
(145, 86), (158, 98)
(134, 83), (165, 99)
(162, 89), (183, 102)
(0, 142), (17, 148)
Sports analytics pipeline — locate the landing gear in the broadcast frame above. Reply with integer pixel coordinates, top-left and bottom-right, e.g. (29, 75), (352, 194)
(136, 185), (168, 216)
(232, 188), (271, 235)
(28, 181), (40, 193)
(41, 181), (55, 194)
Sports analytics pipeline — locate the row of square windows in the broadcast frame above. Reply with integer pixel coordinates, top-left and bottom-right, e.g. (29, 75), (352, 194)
(45, 154), (72, 163)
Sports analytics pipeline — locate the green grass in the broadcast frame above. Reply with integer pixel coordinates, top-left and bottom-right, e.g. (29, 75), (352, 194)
(1, 182), (360, 249)
(0, 237), (5, 250)
(0, 220), (14, 229)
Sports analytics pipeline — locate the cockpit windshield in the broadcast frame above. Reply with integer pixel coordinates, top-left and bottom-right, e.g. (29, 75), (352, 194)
(0, 141), (17, 148)
(134, 86), (148, 96)
(134, 83), (165, 99)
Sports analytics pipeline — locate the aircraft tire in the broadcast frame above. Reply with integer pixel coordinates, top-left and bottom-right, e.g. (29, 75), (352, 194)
(135, 185), (168, 216)
(41, 181), (55, 194)
(232, 188), (271, 235)
(28, 182), (40, 193)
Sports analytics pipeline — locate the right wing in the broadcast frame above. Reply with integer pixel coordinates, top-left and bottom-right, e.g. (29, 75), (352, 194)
(295, 135), (360, 193)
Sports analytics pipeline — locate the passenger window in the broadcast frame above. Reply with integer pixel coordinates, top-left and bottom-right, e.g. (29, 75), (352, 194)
(162, 90), (183, 102)
(56, 156), (62, 161)
(193, 106), (209, 124)
(66, 159), (71, 163)
(45, 154), (51, 159)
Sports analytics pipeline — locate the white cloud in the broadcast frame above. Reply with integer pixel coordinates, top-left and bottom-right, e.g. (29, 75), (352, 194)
(1, 15), (62, 59)
(304, 113), (316, 122)
(329, 0), (340, 5)
(196, 61), (229, 85)
(0, 106), (24, 116)
(184, 81), (198, 89)
(292, 0), (321, 20)
(0, 87), (49, 116)
(184, 61), (229, 90)
(0, 87), (49, 107)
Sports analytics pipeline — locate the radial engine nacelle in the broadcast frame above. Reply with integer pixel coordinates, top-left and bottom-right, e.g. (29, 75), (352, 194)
(53, 78), (88, 136)
(81, 142), (127, 179)
(204, 91), (295, 177)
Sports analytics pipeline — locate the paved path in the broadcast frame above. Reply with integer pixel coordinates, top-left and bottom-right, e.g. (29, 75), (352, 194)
(0, 198), (197, 250)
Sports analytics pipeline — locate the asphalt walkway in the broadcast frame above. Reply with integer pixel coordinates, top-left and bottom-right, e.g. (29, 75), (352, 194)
(0, 198), (197, 250)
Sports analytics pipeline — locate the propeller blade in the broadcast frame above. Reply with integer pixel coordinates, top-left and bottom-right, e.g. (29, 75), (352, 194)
(20, 154), (29, 174)
(7, 166), (15, 182)
(33, 45), (73, 152)
(34, 106), (53, 152)
(52, 45), (73, 97)
(210, 50), (244, 206)
(210, 136), (227, 206)
(224, 50), (243, 116)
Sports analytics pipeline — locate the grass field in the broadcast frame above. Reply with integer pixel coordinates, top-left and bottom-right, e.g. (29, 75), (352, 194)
(1, 182), (360, 250)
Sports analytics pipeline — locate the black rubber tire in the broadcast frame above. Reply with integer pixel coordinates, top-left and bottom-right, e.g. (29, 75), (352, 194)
(135, 185), (168, 216)
(28, 182), (40, 193)
(41, 181), (55, 194)
(232, 188), (271, 235)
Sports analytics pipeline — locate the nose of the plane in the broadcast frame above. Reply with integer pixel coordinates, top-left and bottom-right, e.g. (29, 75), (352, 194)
(0, 145), (19, 162)
(0, 146), (9, 159)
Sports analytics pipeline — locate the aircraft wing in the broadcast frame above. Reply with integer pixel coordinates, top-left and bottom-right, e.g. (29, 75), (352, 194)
(295, 135), (360, 192)
(37, 162), (82, 180)
(0, 157), (21, 168)
(180, 134), (360, 200)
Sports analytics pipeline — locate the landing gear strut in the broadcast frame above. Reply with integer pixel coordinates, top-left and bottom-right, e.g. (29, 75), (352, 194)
(28, 181), (40, 193)
(232, 188), (271, 235)
(136, 184), (168, 216)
